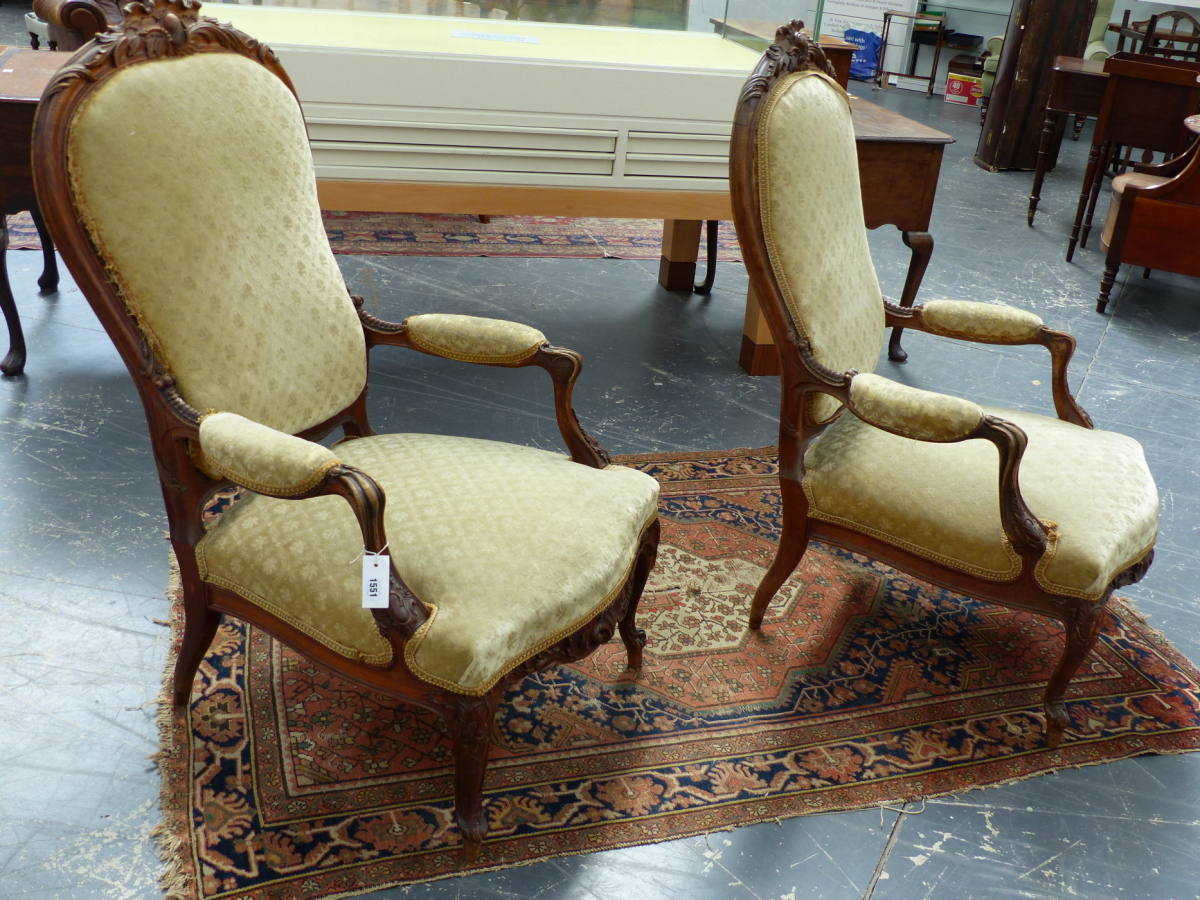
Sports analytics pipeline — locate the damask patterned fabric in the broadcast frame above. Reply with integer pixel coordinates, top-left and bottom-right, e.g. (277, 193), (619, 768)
(197, 434), (659, 691)
(758, 72), (885, 424)
(406, 314), (546, 363)
(803, 407), (1158, 597)
(67, 53), (367, 436)
(197, 412), (339, 497)
(848, 373), (983, 442)
(921, 299), (1044, 343)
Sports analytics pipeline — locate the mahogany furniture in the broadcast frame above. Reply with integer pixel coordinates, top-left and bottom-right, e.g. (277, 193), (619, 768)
(1027, 56), (1108, 226)
(32, 0), (660, 862)
(1096, 132), (1200, 312)
(736, 94), (953, 374)
(976, 0), (1096, 172)
(32, 0), (122, 52)
(0, 46), (64, 376)
(731, 24), (1158, 750)
(1111, 10), (1200, 61)
(1065, 53), (1200, 262)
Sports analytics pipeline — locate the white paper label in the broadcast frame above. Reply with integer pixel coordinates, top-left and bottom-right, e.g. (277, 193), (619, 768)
(449, 30), (540, 44)
(361, 553), (390, 609)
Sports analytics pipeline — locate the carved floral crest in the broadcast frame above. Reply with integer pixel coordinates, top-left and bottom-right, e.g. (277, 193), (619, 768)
(739, 19), (837, 104)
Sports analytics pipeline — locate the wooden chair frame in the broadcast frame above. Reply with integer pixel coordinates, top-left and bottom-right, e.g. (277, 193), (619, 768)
(31, 0), (660, 863)
(1097, 135), (1200, 311)
(729, 23), (1153, 750)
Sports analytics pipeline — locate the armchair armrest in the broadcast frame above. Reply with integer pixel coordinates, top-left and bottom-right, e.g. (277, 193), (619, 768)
(198, 412), (340, 497)
(885, 299), (1092, 429)
(847, 373), (983, 442)
(356, 302), (610, 469)
(197, 411), (429, 640)
(919, 299), (1043, 343)
(406, 313), (546, 364)
(843, 373), (1048, 565)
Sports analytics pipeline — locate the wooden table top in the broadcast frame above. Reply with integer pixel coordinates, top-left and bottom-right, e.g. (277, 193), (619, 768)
(0, 47), (67, 104)
(1052, 55), (1108, 77)
(709, 18), (857, 50)
(848, 95), (954, 144)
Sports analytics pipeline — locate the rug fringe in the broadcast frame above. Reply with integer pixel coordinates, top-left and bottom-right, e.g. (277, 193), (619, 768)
(150, 553), (195, 900)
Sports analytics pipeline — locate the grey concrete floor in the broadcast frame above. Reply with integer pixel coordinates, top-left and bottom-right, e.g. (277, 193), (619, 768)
(3, 68), (1200, 900)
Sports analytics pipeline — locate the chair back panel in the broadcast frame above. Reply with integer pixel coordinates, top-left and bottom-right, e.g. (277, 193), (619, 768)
(67, 51), (367, 435)
(756, 71), (884, 423)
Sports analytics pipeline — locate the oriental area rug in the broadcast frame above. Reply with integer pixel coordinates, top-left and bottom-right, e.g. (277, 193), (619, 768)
(6, 211), (742, 260)
(153, 448), (1200, 900)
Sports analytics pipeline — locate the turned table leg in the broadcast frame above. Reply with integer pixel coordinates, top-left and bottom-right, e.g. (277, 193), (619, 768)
(1028, 110), (1060, 226)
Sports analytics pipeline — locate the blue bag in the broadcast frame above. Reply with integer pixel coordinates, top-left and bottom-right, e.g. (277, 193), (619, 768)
(842, 28), (882, 81)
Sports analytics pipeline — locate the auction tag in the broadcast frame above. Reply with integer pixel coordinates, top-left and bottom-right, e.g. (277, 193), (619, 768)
(361, 553), (390, 609)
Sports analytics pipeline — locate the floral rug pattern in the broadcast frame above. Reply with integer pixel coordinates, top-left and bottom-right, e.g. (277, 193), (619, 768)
(156, 448), (1200, 899)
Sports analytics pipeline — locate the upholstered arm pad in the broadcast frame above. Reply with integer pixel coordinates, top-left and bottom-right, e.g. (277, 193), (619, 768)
(920, 299), (1044, 343)
(198, 412), (341, 497)
(405, 314), (546, 364)
(847, 373), (984, 442)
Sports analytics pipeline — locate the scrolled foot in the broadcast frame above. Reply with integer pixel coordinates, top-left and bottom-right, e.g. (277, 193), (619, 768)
(460, 823), (484, 864)
(620, 621), (647, 671)
(1044, 700), (1068, 749)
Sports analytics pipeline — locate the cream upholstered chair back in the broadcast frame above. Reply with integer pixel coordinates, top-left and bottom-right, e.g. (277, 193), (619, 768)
(754, 71), (884, 423)
(66, 51), (367, 436)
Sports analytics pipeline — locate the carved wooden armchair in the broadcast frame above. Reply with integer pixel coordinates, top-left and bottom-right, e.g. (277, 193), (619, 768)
(1096, 130), (1200, 311)
(31, 0), (123, 51)
(32, 0), (660, 862)
(731, 24), (1159, 750)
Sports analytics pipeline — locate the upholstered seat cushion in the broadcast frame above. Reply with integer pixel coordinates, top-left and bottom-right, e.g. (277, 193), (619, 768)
(196, 433), (658, 693)
(803, 407), (1157, 598)
(1101, 172), (1172, 249)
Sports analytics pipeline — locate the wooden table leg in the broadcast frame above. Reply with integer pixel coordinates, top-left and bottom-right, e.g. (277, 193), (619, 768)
(658, 219), (703, 291)
(1, 218), (29, 376)
(738, 283), (781, 376)
(1067, 139), (1107, 262)
(31, 206), (58, 293)
(1028, 110), (1060, 226)
(887, 230), (934, 363)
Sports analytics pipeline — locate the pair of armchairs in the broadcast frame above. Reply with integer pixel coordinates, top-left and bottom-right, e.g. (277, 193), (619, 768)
(35, 1), (1159, 861)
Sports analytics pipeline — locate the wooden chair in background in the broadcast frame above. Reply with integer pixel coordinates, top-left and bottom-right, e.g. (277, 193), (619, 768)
(1065, 52), (1200, 262)
(730, 24), (1159, 750)
(1096, 124), (1200, 312)
(31, 0), (122, 52)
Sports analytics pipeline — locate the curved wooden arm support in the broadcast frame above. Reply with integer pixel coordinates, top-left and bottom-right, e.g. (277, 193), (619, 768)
(838, 380), (1048, 566)
(884, 302), (1092, 429)
(355, 300), (610, 469)
(974, 415), (1049, 565)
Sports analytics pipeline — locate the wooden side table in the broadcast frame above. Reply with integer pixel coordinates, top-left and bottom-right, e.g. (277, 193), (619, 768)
(1027, 56), (1108, 226)
(1, 46), (65, 376)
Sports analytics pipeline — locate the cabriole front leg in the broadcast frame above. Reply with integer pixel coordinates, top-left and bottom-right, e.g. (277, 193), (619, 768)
(1, 218), (28, 377)
(619, 520), (660, 671)
(30, 206), (59, 293)
(434, 690), (502, 864)
(1043, 597), (1106, 749)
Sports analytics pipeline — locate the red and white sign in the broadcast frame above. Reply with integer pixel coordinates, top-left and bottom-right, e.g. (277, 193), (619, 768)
(944, 73), (984, 105)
